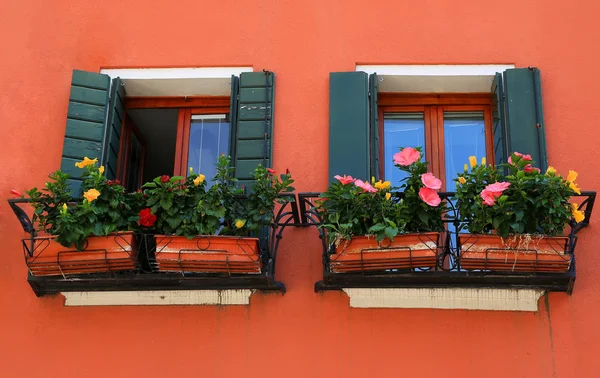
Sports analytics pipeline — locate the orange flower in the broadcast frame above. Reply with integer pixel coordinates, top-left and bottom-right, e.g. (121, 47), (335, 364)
(385, 192), (391, 201)
(458, 177), (467, 185)
(193, 174), (205, 186)
(569, 181), (581, 195)
(98, 166), (105, 174)
(83, 189), (100, 203)
(75, 157), (98, 168)
(572, 203), (585, 223)
(567, 170), (578, 183)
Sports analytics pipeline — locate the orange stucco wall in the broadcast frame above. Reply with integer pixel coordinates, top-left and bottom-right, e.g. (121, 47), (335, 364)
(1, 1), (599, 377)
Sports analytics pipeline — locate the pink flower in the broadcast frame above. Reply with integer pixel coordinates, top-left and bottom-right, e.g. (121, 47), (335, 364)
(334, 174), (356, 185)
(480, 182), (510, 206)
(355, 180), (378, 193)
(508, 151), (533, 165)
(420, 173), (442, 190)
(393, 147), (421, 166)
(524, 164), (541, 174)
(10, 189), (22, 197)
(419, 187), (441, 206)
(267, 168), (276, 174)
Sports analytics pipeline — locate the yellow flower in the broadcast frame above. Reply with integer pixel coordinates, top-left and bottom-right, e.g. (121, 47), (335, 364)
(385, 192), (391, 201)
(458, 177), (467, 185)
(567, 170), (578, 183)
(374, 180), (391, 190)
(99, 165), (105, 174)
(464, 164), (469, 172)
(189, 167), (194, 175)
(83, 188), (100, 203)
(469, 156), (477, 168)
(572, 203), (585, 223)
(569, 181), (581, 195)
(75, 157), (98, 168)
(546, 166), (556, 176)
(193, 174), (205, 186)
(235, 219), (246, 229)
(371, 176), (376, 185)
(60, 203), (68, 214)
(481, 157), (486, 166)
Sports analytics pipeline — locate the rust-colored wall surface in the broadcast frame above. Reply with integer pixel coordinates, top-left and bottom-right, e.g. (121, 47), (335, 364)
(1, 1), (599, 377)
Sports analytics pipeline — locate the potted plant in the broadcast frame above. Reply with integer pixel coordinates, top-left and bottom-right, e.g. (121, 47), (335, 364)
(23, 158), (139, 276)
(141, 155), (294, 274)
(316, 147), (445, 273)
(454, 152), (585, 272)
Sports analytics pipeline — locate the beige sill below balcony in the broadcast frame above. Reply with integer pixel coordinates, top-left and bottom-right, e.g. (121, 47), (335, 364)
(61, 289), (254, 306)
(342, 288), (545, 312)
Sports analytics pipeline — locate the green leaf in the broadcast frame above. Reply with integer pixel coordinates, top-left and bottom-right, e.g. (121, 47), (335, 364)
(384, 227), (398, 241)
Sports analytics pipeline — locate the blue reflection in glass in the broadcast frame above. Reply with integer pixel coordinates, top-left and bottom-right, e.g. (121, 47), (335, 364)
(384, 113), (425, 187)
(187, 115), (230, 186)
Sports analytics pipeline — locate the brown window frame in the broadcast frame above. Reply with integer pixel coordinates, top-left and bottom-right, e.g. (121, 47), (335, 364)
(378, 93), (494, 188)
(118, 96), (230, 185)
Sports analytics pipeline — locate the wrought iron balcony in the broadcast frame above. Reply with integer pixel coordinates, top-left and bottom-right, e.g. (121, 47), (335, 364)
(298, 191), (596, 294)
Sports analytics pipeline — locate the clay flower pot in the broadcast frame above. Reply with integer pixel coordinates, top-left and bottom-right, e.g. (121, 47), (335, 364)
(153, 235), (262, 274)
(459, 234), (571, 273)
(329, 232), (440, 273)
(25, 232), (137, 277)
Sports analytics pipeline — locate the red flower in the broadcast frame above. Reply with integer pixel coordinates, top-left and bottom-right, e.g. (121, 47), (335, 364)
(524, 164), (541, 174)
(267, 168), (276, 174)
(106, 179), (121, 186)
(139, 208), (157, 227)
(419, 187), (441, 207)
(286, 168), (290, 175)
(160, 175), (170, 183)
(10, 189), (22, 197)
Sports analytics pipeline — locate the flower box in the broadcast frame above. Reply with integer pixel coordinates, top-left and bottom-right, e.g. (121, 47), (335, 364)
(152, 235), (262, 274)
(459, 234), (571, 273)
(24, 232), (137, 277)
(329, 232), (440, 273)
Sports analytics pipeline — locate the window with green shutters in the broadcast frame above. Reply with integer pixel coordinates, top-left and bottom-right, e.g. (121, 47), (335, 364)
(328, 67), (548, 185)
(59, 70), (275, 195)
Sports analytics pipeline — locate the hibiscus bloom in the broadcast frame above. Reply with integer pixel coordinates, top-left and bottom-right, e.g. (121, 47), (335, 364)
(75, 156), (98, 168)
(374, 180), (391, 190)
(572, 203), (585, 223)
(99, 166), (105, 174)
(567, 170), (578, 183)
(524, 164), (541, 173)
(420, 173), (442, 190)
(193, 174), (205, 186)
(334, 175), (356, 185)
(83, 189), (100, 203)
(419, 187), (441, 206)
(393, 147), (421, 166)
(10, 189), (21, 197)
(457, 177), (467, 185)
(546, 166), (557, 176)
(508, 151), (532, 165)
(480, 182), (510, 206)
(355, 180), (378, 193)
(469, 156), (477, 168)
(267, 168), (276, 174)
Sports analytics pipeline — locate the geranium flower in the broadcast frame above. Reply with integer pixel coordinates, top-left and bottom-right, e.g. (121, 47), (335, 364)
(420, 173), (442, 190)
(193, 174), (205, 186)
(139, 208), (157, 227)
(160, 175), (170, 183)
(419, 187), (441, 206)
(524, 164), (541, 173)
(572, 203), (585, 223)
(75, 157), (98, 168)
(83, 189), (100, 203)
(393, 147), (420, 166)
(374, 180), (391, 190)
(354, 180), (378, 193)
(334, 175), (356, 185)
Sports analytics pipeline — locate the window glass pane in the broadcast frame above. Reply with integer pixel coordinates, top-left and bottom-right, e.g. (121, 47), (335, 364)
(187, 115), (229, 185)
(384, 113), (425, 186)
(443, 111), (486, 191)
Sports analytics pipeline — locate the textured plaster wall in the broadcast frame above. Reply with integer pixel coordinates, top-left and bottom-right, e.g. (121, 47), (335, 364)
(0, 0), (599, 377)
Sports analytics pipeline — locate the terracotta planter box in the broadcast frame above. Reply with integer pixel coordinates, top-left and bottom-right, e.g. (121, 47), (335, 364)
(459, 234), (571, 273)
(153, 235), (262, 274)
(25, 232), (137, 277)
(329, 232), (440, 273)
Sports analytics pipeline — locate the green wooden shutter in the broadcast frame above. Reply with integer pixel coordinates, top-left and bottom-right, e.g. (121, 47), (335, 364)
(502, 67), (548, 171)
(329, 72), (370, 182)
(102, 78), (126, 180)
(60, 70), (111, 196)
(228, 75), (240, 160)
(369, 73), (380, 181)
(491, 72), (508, 169)
(232, 71), (274, 187)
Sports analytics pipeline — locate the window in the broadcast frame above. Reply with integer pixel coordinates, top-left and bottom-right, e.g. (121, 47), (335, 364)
(378, 94), (493, 190)
(59, 69), (275, 195)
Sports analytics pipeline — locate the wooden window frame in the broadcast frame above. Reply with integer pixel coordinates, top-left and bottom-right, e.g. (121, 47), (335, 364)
(118, 96), (230, 182)
(378, 93), (493, 188)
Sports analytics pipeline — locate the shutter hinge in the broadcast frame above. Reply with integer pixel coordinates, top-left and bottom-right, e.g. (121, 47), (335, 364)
(535, 123), (542, 129)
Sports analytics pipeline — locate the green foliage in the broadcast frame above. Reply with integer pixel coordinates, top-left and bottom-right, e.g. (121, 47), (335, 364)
(455, 153), (578, 238)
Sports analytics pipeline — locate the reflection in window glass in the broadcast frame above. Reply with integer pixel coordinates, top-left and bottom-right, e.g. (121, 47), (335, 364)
(384, 113), (426, 187)
(187, 115), (229, 186)
(443, 111), (486, 191)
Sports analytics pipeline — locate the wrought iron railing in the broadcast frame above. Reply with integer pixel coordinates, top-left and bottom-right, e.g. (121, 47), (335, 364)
(298, 191), (596, 293)
(8, 193), (299, 296)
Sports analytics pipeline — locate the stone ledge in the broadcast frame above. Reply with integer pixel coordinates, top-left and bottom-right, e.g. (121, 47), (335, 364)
(62, 289), (254, 306)
(342, 288), (544, 311)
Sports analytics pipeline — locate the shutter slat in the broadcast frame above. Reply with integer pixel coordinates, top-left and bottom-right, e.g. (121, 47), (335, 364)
(70, 86), (109, 106)
(67, 101), (107, 123)
(329, 72), (370, 182)
(65, 119), (104, 141)
(236, 139), (271, 159)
